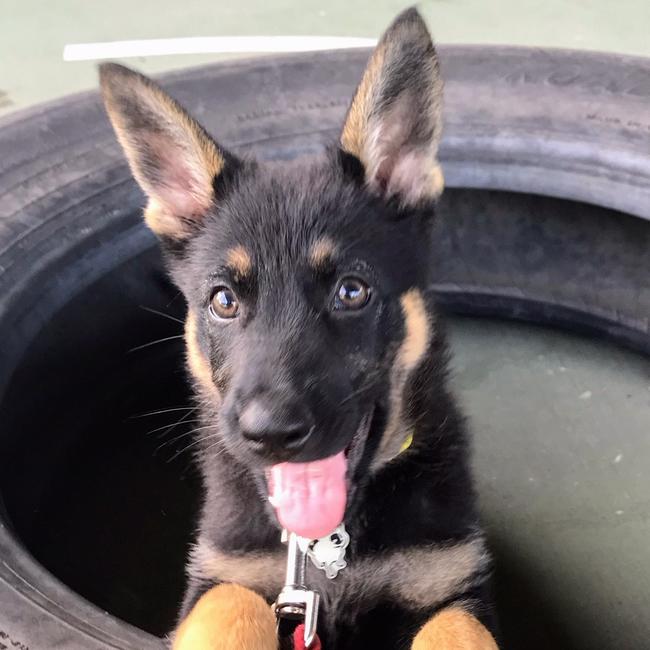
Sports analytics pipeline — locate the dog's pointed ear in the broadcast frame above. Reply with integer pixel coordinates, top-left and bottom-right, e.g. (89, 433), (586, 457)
(340, 8), (444, 206)
(99, 63), (241, 241)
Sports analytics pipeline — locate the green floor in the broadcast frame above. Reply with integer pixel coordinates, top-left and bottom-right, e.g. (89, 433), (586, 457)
(2, 0), (650, 117)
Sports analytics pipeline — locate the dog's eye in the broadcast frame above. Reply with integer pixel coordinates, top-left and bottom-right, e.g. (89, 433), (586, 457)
(210, 286), (239, 319)
(334, 277), (371, 311)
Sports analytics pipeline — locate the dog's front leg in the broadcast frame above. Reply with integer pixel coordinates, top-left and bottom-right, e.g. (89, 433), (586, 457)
(172, 583), (278, 650)
(411, 607), (498, 650)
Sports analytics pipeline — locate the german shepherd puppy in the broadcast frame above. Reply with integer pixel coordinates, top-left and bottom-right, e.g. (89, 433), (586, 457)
(100, 8), (498, 650)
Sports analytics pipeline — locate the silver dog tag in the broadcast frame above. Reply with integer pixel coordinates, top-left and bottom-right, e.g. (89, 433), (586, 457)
(299, 524), (350, 579)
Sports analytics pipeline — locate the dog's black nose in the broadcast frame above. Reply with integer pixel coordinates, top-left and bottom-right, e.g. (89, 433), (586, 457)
(238, 398), (312, 456)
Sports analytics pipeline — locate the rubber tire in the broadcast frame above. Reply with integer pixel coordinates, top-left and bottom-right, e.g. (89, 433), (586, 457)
(0, 47), (648, 649)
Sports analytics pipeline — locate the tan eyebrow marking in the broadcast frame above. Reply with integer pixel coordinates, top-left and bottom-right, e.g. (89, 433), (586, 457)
(225, 245), (253, 279)
(309, 236), (337, 270)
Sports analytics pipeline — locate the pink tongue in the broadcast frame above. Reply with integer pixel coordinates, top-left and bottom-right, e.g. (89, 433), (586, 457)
(268, 452), (347, 539)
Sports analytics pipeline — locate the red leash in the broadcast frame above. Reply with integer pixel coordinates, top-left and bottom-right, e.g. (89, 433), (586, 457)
(293, 624), (322, 650)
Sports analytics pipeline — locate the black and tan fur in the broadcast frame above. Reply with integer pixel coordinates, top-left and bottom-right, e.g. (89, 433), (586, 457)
(100, 8), (497, 650)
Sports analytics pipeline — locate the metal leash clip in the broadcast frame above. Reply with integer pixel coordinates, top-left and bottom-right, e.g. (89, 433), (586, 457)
(274, 530), (320, 649)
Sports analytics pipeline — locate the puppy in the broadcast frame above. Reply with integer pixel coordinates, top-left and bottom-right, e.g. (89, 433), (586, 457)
(100, 8), (498, 650)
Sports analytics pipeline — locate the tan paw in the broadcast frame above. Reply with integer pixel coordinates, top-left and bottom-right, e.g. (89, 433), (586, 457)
(412, 607), (498, 650)
(173, 583), (278, 650)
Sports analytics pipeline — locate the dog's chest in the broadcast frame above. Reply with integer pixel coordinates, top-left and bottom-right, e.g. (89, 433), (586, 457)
(302, 553), (393, 631)
(307, 562), (362, 610)
(301, 558), (415, 649)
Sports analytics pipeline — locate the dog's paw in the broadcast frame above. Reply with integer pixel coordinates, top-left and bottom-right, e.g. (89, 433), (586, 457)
(172, 583), (278, 650)
(411, 608), (498, 650)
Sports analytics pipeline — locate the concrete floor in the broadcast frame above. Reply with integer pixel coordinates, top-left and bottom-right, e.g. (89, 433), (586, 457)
(450, 317), (650, 648)
(2, 1), (650, 117)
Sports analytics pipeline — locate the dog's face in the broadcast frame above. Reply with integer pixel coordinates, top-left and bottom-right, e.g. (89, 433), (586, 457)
(100, 9), (443, 484)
